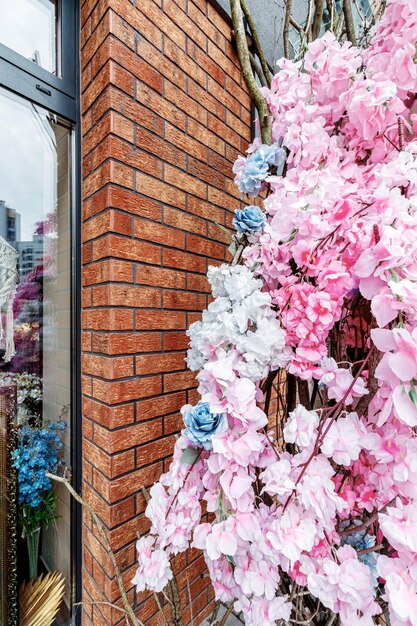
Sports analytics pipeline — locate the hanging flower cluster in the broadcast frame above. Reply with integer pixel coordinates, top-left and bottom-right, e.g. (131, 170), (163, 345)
(133, 2), (417, 624)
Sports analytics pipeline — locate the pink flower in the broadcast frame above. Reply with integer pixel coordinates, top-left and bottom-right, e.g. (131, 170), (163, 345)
(267, 505), (317, 565)
(379, 499), (417, 553)
(132, 536), (172, 593)
(319, 357), (368, 404)
(321, 412), (367, 466)
(284, 405), (320, 448)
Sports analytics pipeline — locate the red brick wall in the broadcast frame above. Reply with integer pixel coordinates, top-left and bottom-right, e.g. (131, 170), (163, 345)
(80, 1), (252, 623)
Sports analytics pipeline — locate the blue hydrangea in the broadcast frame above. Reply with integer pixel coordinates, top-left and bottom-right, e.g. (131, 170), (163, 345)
(237, 144), (286, 197)
(233, 205), (266, 234)
(12, 421), (65, 508)
(345, 530), (379, 587)
(183, 402), (228, 450)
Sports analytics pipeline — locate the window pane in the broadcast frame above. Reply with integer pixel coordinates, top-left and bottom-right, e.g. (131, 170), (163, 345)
(0, 87), (72, 622)
(0, 0), (57, 74)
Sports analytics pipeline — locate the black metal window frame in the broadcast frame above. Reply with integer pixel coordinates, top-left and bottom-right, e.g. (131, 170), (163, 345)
(0, 0), (78, 122)
(0, 0), (81, 619)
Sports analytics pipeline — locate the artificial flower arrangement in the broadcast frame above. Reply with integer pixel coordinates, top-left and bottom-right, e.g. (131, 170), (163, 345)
(0, 372), (42, 420)
(133, 1), (417, 624)
(12, 420), (65, 579)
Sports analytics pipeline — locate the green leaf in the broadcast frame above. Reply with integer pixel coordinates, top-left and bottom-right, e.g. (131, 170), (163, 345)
(180, 446), (200, 465)
(409, 383), (417, 407)
(228, 240), (238, 257)
(287, 228), (298, 243)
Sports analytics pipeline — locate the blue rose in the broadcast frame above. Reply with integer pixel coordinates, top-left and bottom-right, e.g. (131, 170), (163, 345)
(345, 529), (379, 587)
(233, 205), (266, 234)
(237, 144), (286, 197)
(183, 402), (228, 450)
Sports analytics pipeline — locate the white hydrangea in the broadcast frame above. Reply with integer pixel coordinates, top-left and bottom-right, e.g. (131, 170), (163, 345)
(187, 264), (288, 382)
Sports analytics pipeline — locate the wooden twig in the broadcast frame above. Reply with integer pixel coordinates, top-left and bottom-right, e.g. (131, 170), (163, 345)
(249, 51), (268, 87)
(153, 593), (169, 626)
(312, 0), (326, 40)
(283, 0), (293, 58)
(343, 0), (357, 45)
(209, 601), (221, 624)
(240, 0), (272, 87)
(230, 0), (272, 144)
(45, 472), (144, 626)
(168, 576), (184, 626)
(211, 603), (235, 626)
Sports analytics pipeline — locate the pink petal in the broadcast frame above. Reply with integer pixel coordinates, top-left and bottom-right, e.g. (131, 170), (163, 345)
(371, 293), (398, 328)
(392, 385), (417, 426)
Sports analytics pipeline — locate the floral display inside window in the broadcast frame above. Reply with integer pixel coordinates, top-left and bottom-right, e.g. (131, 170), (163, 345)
(0, 87), (73, 624)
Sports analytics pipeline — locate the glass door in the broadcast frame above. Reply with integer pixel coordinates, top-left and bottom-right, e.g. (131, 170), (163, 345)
(0, 86), (74, 624)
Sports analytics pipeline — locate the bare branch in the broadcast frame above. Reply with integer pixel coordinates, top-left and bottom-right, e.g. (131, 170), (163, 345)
(312, 0), (326, 40)
(230, 0), (272, 144)
(283, 0), (293, 58)
(249, 51), (268, 87)
(240, 0), (273, 87)
(46, 472), (144, 626)
(343, 0), (358, 45)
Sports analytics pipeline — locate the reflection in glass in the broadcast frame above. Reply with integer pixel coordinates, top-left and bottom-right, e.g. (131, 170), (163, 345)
(0, 87), (72, 623)
(0, 0), (58, 74)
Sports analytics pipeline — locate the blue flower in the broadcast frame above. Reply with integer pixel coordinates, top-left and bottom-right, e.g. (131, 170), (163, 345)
(183, 402), (228, 450)
(233, 205), (266, 234)
(237, 144), (286, 197)
(345, 530), (379, 587)
(12, 421), (65, 508)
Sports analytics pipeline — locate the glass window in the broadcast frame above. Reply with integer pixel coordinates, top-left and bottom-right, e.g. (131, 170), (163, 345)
(0, 86), (73, 623)
(0, 0), (58, 74)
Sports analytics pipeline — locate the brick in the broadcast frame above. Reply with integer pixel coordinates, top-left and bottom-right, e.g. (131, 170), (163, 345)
(187, 78), (226, 121)
(165, 123), (207, 162)
(109, 2), (163, 51)
(164, 81), (206, 125)
(82, 354), (134, 378)
(93, 135), (163, 178)
(186, 233), (225, 260)
(82, 259), (134, 285)
(187, 117), (225, 156)
(163, 248), (206, 273)
(92, 284), (161, 308)
(93, 419), (163, 453)
(136, 127), (186, 169)
(91, 37), (163, 94)
(136, 436), (176, 467)
(164, 38), (206, 90)
(92, 331), (162, 355)
(163, 207), (206, 237)
(83, 398), (135, 428)
(164, 165), (207, 200)
(188, 157), (225, 189)
(135, 352), (185, 375)
(92, 375), (162, 404)
(163, 290), (206, 311)
(83, 209), (132, 242)
(83, 308), (134, 330)
(92, 234), (161, 265)
(106, 186), (163, 221)
(92, 87), (163, 135)
(136, 391), (186, 421)
(163, 0), (206, 51)
(188, 2), (226, 51)
(164, 371), (198, 393)
(133, 0), (186, 51)
(136, 265), (186, 290)
(134, 218), (185, 249)
(136, 82), (186, 132)
(136, 173), (186, 210)
(136, 310), (186, 331)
